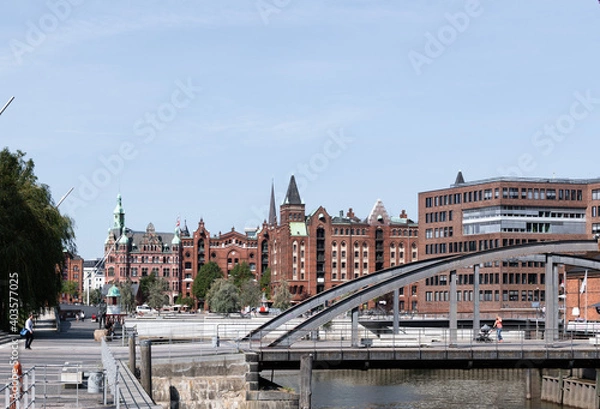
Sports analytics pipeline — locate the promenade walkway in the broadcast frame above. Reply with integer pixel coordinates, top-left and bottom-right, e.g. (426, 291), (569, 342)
(0, 315), (113, 408)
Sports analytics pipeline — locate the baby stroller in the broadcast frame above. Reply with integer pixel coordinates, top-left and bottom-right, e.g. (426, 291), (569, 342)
(476, 324), (492, 343)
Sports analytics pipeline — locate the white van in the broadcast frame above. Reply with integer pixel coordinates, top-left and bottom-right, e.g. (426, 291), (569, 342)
(136, 305), (153, 315)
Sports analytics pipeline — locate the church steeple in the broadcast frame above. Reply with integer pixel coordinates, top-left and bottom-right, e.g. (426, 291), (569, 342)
(283, 175), (302, 205)
(280, 175), (305, 223)
(269, 181), (277, 226)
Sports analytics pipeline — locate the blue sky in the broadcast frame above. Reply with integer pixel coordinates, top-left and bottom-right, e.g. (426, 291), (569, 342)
(1, 1), (599, 259)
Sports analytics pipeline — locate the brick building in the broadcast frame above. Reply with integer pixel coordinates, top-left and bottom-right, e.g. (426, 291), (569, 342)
(103, 194), (182, 304)
(417, 172), (598, 319)
(62, 251), (84, 304)
(265, 175), (418, 306)
(180, 220), (261, 300)
(102, 177), (418, 309)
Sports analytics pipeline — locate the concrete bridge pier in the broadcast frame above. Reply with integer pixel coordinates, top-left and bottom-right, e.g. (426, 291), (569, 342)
(351, 307), (359, 347)
(393, 288), (399, 335)
(449, 270), (457, 346)
(545, 256), (559, 342)
(473, 265), (480, 341)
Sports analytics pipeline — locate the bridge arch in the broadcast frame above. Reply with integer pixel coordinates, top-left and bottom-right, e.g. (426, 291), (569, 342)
(251, 240), (600, 346)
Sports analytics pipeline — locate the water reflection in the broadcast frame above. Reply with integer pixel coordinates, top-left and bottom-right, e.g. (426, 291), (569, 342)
(267, 368), (565, 409)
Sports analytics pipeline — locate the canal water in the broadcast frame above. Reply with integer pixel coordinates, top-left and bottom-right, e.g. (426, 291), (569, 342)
(268, 368), (566, 409)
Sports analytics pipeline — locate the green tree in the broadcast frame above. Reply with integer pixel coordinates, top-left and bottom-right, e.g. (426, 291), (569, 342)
(61, 280), (79, 303)
(175, 295), (194, 310)
(0, 149), (75, 330)
(89, 288), (103, 306)
(259, 268), (271, 298)
(139, 274), (157, 304)
(206, 278), (240, 315)
(240, 280), (262, 311)
(229, 261), (253, 288)
(118, 279), (136, 314)
(272, 279), (292, 311)
(147, 278), (169, 312)
(192, 261), (223, 307)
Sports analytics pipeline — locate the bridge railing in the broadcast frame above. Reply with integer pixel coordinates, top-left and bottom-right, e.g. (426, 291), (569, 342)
(236, 324), (600, 351)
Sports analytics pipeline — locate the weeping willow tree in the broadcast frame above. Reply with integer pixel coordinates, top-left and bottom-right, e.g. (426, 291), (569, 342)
(0, 149), (75, 330)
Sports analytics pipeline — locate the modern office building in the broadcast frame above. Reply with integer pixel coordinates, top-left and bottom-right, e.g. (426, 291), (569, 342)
(83, 258), (105, 298)
(417, 171), (595, 318)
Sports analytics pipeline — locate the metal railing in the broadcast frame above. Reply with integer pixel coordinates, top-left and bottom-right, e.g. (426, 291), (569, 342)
(101, 338), (120, 409)
(2, 367), (34, 409)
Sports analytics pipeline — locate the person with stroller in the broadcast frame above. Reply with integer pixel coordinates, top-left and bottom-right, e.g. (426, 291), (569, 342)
(493, 315), (503, 342)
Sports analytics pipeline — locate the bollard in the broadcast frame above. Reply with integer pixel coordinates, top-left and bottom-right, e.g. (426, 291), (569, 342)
(129, 333), (136, 375)
(300, 354), (313, 409)
(140, 340), (152, 399)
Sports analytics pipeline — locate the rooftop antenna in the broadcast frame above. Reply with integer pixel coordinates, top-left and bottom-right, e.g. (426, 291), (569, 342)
(0, 96), (15, 116)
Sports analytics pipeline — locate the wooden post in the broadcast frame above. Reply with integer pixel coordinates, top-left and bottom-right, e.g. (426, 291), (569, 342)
(140, 340), (152, 399)
(300, 354), (313, 409)
(128, 333), (136, 374)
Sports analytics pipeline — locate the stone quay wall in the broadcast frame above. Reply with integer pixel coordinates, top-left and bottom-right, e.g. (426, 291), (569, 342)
(152, 353), (298, 409)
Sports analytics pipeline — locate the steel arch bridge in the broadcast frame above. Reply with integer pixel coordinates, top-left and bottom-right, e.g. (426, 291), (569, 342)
(248, 240), (600, 347)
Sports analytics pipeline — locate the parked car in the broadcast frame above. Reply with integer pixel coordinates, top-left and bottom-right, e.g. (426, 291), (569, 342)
(136, 305), (153, 315)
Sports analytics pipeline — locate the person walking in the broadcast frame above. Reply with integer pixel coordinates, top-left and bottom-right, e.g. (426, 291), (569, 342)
(24, 313), (34, 349)
(493, 315), (503, 342)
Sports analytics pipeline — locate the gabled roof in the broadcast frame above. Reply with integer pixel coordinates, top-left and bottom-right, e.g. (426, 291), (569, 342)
(367, 199), (391, 225)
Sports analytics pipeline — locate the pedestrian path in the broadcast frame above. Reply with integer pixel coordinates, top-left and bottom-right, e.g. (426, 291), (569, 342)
(0, 315), (114, 408)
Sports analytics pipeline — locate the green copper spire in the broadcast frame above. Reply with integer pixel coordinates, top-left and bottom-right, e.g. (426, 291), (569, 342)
(172, 224), (181, 245)
(113, 193), (125, 230)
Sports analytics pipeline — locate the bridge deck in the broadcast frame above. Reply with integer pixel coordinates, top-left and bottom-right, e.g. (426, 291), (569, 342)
(256, 341), (600, 370)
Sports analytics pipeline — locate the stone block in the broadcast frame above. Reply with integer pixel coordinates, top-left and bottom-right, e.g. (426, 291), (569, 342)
(94, 329), (108, 342)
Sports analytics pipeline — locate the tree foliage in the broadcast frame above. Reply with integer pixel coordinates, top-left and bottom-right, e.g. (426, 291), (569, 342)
(175, 295), (194, 309)
(88, 288), (103, 306)
(0, 149), (75, 329)
(61, 280), (79, 302)
(118, 279), (136, 314)
(147, 278), (169, 311)
(272, 278), (292, 311)
(259, 267), (271, 298)
(229, 261), (254, 288)
(139, 274), (157, 304)
(192, 261), (223, 301)
(206, 278), (240, 314)
(240, 280), (262, 310)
